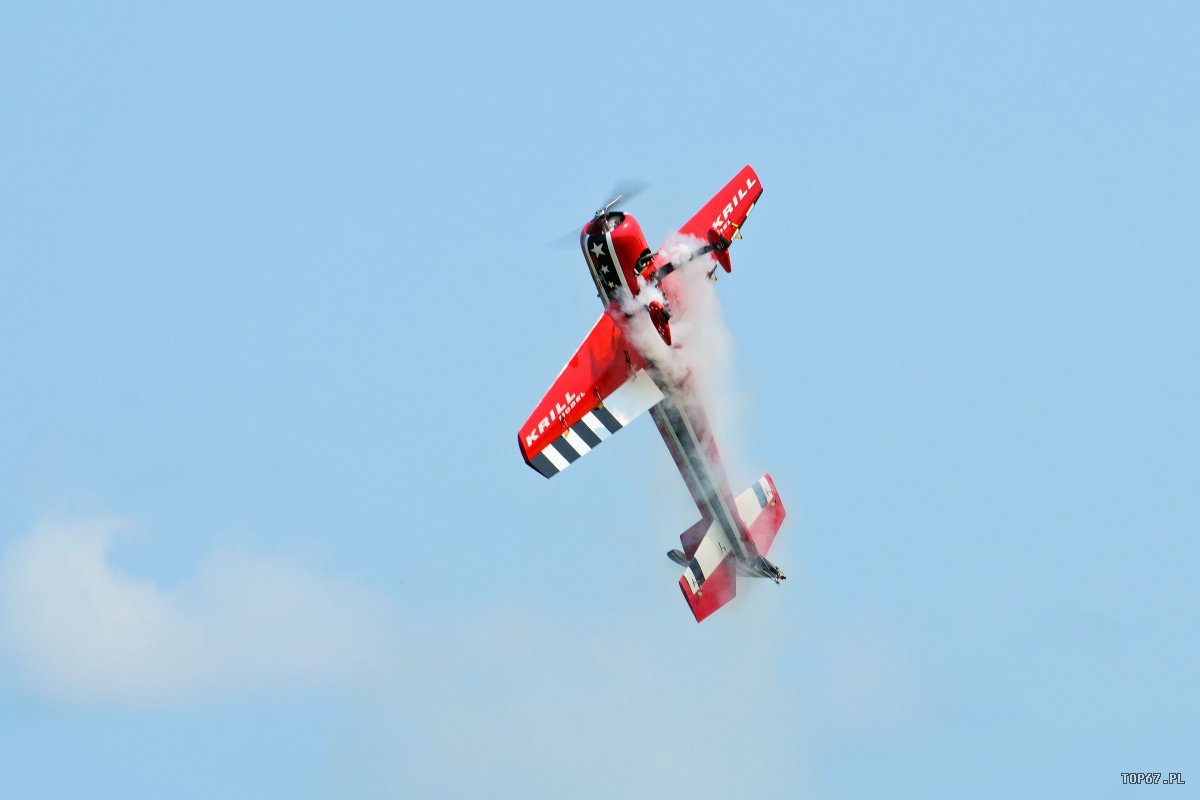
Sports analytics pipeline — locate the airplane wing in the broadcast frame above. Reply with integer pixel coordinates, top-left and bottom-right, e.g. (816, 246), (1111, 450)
(519, 309), (664, 478)
(673, 164), (763, 272)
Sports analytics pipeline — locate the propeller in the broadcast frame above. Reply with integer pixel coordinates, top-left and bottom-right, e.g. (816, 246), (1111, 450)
(550, 179), (651, 248)
(593, 179), (650, 220)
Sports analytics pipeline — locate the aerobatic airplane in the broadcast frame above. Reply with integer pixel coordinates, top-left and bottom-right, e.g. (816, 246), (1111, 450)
(518, 166), (787, 622)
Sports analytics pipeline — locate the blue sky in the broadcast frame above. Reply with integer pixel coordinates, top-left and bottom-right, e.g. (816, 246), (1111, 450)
(1, 2), (1196, 797)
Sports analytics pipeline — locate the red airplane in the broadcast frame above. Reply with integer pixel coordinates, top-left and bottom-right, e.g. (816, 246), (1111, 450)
(518, 166), (787, 622)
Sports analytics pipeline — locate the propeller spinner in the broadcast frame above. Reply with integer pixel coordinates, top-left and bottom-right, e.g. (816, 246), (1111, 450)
(592, 179), (650, 231)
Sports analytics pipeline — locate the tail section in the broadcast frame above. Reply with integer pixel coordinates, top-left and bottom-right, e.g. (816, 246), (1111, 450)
(670, 474), (787, 623)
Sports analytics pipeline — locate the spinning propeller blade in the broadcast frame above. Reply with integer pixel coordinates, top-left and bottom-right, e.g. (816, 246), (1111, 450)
(549, 179), (651, 247)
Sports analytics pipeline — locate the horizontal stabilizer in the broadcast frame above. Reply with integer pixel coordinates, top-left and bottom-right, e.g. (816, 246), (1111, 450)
(674, 518), (738, 623)
(734, 474), (786, 555)
(679, 551), (738, 623)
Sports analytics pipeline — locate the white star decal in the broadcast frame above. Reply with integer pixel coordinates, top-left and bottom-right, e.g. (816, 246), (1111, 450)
(590, 241), (604, 258)
(600, 263), (611, 274)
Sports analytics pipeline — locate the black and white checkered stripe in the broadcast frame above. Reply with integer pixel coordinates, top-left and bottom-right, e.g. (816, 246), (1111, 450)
(527, 406), (622, 478)
(527, 369), (665, 479)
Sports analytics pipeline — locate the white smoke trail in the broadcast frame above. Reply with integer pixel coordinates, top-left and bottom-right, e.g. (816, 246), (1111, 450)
(618, 234), (752, 486)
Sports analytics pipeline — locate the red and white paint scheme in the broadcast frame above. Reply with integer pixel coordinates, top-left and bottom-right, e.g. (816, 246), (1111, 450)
(518, 166), (787, 623)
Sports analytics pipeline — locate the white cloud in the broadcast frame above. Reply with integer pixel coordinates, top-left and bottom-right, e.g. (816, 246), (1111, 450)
(0, 515), (399, 705)
(0, 515), (924, 797)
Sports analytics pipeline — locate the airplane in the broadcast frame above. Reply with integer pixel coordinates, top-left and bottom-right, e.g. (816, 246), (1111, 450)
(518, 165), (787, 622)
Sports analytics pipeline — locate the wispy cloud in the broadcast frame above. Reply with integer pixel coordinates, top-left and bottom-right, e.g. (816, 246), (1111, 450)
(0, 515), (398, 705)
(0, 514), (922, 796)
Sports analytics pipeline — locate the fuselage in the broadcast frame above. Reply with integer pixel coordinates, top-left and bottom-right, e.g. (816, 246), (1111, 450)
(580, 211), (652, 307)
(647, 382), (755, 564)
(580, 213), (759, 564)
